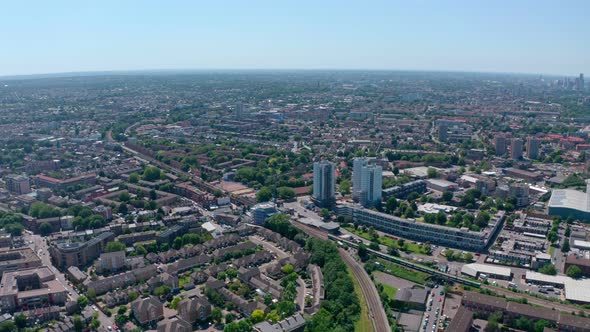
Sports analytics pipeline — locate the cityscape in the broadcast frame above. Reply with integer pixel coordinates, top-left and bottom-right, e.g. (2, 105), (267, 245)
(1, 1), (590, 332)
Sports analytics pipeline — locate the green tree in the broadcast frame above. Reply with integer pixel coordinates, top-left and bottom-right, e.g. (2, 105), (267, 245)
(534, 319), (549, 332)
(149, 189), (157, 201)
(73, 315), (85, 332)
(77, 295), (89, 308)
(143, 166), (162, 181)
(39, 222), (53, 236)
(251, 309), (265, 323)
(154, 285), (172, 297)
(281, 264), (294, 274)
(427, 167), (438, 178)
(128, 173), (140, 183)
(385, 197), (398, 214)
(358, 243), (369, 262)
(442, 190), (453, 202)
(14, 314), (26, 329)
(211, 307), (223, 324)
(118, 191), (131, 202)
(562, 239), (571, 253)
(539, 263), (557, 275)
(170, 296), (182, 309)
(339, 180), (351, 195)
(567, 265), (583, 279)
(0, 321), (17, 332)
(256, 187), (273, 202)
(277, 187), (295, 200)
(105, 241), (126, 253)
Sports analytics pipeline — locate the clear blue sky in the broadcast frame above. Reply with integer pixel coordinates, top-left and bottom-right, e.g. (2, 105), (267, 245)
(1, 0), (588, 76)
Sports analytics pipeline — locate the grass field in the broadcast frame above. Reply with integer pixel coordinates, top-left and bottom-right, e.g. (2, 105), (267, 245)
(379, 283), (398, 299)
(344, 226), (427, 255)
(377, 259), (430, 284)
(549, 245), (555, 256)
(347, 266), (373, 332)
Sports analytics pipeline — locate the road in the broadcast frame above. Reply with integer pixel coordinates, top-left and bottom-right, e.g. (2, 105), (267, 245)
(23, 232), (115, 331)
(420, 287), (445, 332)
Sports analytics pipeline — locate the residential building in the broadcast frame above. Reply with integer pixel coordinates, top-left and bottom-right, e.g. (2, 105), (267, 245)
(382, 180), (426, 199)
(335, 204), (503, 251)
(0, 248), (42, 276)
(5, 175), (31, 195)
(157, 317), (192, 332)
(94, 251), (126, 274)
(511, 138), (523, 160)
(312, 160), (335, 209)
(565, 254), (590, 277)
(0, 266), (67, 312)
(509, 183), (530, 207)
(131, 296), (164, 326)
(49, 232), (115, 269)
(526, 136), (540, 159)
(495, 136), (507, 156)
(446, 307), (473, 332)
(353, 158), (382, 208)
(177, 296), (211, 324)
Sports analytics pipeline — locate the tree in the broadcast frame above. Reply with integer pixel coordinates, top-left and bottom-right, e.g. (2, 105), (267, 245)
(73, 315), (85, 332)
(339, 180), (351, 195)
(211, 307), (223, 323)
(118, 191), (131, 202)
(14, 314), (26, 329)
(539, 263), (557, 275)
(562, 239), (571, 253)
(427, 167), (438, 178)
(105, 241), (126, 253)
(567, 265), (583, 279)
(154, 285), (172, 297)
(143, 166), (162, 181)
(463, 253), (474, 262)
(442, 190), (453, 202)
(565, 225), (571, 237)
(251, 309), (265, 323)
(128, 173), (140, 183)
(149, 189), (157, 201)
(118, 203), (128, 214)
(170, 296), (182, 309)
(225, 313), (236, 324)
(117, 305), (128, 315)
(407, 191), (421, 201)
(358, 243), (369, 262)
(256, 187), (273, 202)
(39, 222), (53, 236)
(0, 321), (16, 332)
(90, 319), (100, 330)
(277, 187), (295, 200)
(385, 197), (398, 214)
(281, 264), (294, 274)
(77, 295), (89, 308)
(320, 208), (330, 219)
(535, 319), (549, 332)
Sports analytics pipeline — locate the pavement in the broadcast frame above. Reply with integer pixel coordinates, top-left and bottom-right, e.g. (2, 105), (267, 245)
(419, 286), (445, 332)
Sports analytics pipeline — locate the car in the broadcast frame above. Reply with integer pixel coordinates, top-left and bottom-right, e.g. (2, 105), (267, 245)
(113, 326), (118, 331)
(439, 298), (442, 302)
(439, 290), (444, 295)
(107, 327), (112, 331)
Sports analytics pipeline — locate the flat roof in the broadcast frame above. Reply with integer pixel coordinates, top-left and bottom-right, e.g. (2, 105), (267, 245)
(549, 189), (589, 212)
(461, 263), (512, 278)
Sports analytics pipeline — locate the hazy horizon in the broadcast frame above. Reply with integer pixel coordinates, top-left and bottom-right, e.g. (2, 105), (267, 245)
(1, 0), (588, 77)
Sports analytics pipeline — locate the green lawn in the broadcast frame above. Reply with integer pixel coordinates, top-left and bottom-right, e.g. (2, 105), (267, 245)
(377, 259), (430, 284)
(347, 266), (373, 332)
(178, 276), (192, 288)
(549, 245), (555, 256)
(379, 283), (398, 299)
(344, 226), (428, 255)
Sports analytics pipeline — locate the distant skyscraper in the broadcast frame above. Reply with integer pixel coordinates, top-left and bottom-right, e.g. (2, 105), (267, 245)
(526, 136), (540, 160)
(312, 160), (335, 209)
(235, 103), (243, 119)
(579, 73), (585, 91)
(495, 136), (507, 156)
(511, 138), (523, 160)
(352, 158), (382, 207)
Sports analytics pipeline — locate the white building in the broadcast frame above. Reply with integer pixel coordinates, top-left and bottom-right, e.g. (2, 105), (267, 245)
(312, 160), (335, 209)
(352, 158), (382, 208)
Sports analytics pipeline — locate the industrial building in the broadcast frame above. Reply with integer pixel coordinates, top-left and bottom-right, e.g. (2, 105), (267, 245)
(548, 180), (590, 221)
(461, 263), (512, 280)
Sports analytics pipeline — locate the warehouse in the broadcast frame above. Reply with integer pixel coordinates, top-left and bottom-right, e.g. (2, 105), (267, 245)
(461, 263), (512, 280)
(548, 181), (590, 222)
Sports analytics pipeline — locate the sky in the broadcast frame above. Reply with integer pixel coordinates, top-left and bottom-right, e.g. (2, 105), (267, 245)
(0, 0), (588, 76)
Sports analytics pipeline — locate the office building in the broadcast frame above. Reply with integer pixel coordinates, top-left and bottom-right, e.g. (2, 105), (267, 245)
(495, 136), (507, 156)
(5, 175), (31, 195)
(251, 202), (278, 225)
(511, 138), (523, 160)
(526, 136), (540, 159)
(352, 158), (382, 207)
(578, 73), (585, 91)
(312, 160), (335, 209)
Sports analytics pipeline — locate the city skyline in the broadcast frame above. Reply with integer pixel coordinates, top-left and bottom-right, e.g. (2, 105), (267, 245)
(1, 0), (589, 76)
